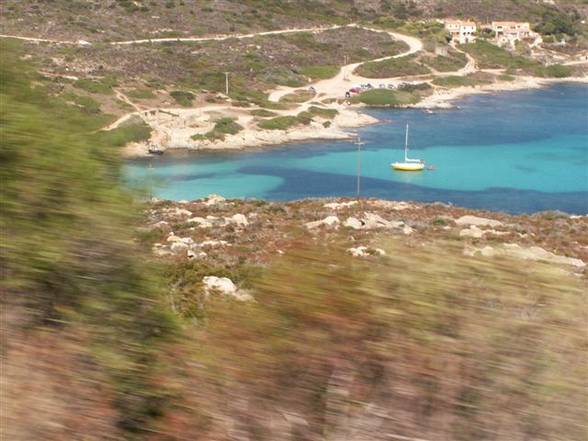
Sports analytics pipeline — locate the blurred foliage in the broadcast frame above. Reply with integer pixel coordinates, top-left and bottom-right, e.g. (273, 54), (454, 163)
(1, 40), (176, 436)
(194, 241), (587, 440)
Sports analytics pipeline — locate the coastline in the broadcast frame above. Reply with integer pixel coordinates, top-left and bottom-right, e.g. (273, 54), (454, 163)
(123, 77), (588, 158)
(411, 76), (588, 109)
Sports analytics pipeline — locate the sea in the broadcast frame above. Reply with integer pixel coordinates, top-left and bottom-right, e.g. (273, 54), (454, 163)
(125, 83), (588, 214)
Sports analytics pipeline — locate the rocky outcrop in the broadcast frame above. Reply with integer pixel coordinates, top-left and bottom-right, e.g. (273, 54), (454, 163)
(343, 213), (405, 231)
(347, 246), (386, 257)
(456, 215), (503, 228)
(225, 213), (249, 227)
(202, 194), (226, 206)
(324, 201), (358, 210)
(305, 216), (340, 229)
(202, 276), (253, 301)
(465, 243), (586, 268)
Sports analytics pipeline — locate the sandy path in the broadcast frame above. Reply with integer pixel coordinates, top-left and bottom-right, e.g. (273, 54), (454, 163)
(1, 24), (354, 46)
(268, 25), (423, 102)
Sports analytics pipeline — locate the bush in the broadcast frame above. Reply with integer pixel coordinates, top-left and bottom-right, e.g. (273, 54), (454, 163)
(530, 64), (573, 78)
(279, 89), (315, 104)
(127, 88), (156, 99)
(213, 117), (243, 135)
(258, 115), (301, 130)
(97, 120), (152, 147)
(306, 106), (338, 119)
(250, 109), (278, 117)
(351, 88), (420, 106)
(62, 92), (102, 114)
(422, 51), (467, 72)
(170, 90), (195, 106)
(191, 117), (243, 142)
(432, 73), (494, 88)
(299, 65), (339, 80)
(73, 76), (118, 95)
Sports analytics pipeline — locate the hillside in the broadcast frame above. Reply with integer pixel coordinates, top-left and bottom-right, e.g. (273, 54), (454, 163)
(2, 0), (587, 41)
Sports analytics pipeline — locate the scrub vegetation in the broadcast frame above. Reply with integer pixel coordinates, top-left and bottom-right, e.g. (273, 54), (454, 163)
(191, 117), (244, 141)
(355, 54), (431, 78)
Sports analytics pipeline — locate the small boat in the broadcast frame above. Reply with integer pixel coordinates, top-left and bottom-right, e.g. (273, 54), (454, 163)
(391, 124), (425, 171)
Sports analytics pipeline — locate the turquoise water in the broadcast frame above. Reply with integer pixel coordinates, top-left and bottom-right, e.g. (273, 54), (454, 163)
(126, 84), (588, 214)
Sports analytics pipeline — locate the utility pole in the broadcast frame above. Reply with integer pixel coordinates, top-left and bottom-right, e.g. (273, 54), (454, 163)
(224, 72), (229, 96)
(355, 135), (365, 198)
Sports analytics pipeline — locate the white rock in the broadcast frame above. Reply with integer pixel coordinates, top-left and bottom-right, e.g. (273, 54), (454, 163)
(150, 220), (170, 231)
(187, 217), (213, 228)
(456, 215), (503, 228)
(305, 216), (340, 229)
(169, 207), (193, 218)
(202, 276), (253, 301)
(459, 225), (485, 238)
(402, 225), (414, 235)
(170, 242), (189, 253)
(347, 246), (386, 257)
(203, 194), (226, 206)
(166, 234), (194, 246)
(199, 240), (230, 248)
(343, 217), (364, 229)
(227, 213), (249, 227)
(363, 212), (403, 230)
(324, 201), (358, 210)
(467, 244), (586, 268)
(187, 250), (207, 259)
(369, 200), (416, 210)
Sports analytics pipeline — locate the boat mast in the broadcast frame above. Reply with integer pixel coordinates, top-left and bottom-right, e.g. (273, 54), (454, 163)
(404, 123), (409, 162)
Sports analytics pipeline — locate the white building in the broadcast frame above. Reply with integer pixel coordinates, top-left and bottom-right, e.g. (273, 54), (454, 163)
(492, 21), (533, 47)
(444, 20), (477, 44)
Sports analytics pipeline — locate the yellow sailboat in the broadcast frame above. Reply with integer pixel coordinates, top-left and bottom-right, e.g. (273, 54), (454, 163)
(391, 124), (425, 171)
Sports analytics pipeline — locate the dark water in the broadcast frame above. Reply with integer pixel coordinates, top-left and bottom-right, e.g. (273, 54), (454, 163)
(126, 83), (588, 214)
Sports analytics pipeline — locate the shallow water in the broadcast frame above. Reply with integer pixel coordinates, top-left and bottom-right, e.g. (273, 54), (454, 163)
(126, 84), (588, 214)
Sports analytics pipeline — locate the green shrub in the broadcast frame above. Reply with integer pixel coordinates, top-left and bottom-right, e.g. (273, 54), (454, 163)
(73, 76), (118, 95)
(62, 92), (102, 114)
(170, 90), (195, 106)
(351, 88), (420, 106)
(191, 117), (243, 142)
(530, 64), (573, 78)
(260, 67), (306, 87)
(306, 106), (338, 119)
(213, 117), (243, 135)
(422, 51), (467, 72)
(279, 89), (315, 104)
(299, 65), (339, 80)
(250, 109), (278, 117)
(258, 115), (300, 130)
(433, 73), (494, 88)
(97, 120), (152, 147)
(127, 88), (156, 99)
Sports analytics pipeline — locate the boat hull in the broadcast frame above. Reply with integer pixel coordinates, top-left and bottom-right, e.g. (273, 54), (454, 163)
(391, 162), (425, 171)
